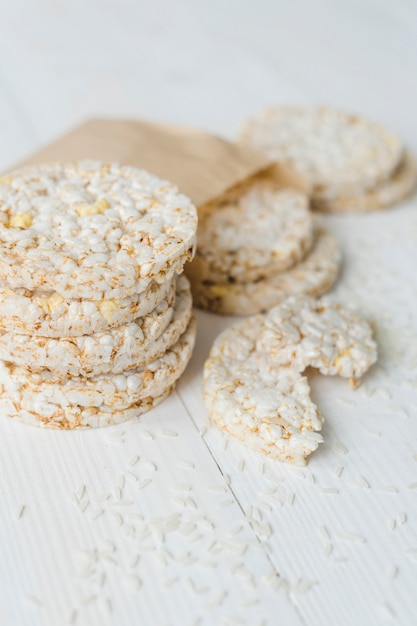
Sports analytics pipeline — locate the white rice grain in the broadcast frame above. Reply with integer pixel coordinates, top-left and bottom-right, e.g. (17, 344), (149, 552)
(219, 499), (235, 508)
(178, 461), (195, 470)
(337, 533), (366, 544)
(380, 602), (395, 617)
(125, 471), (138, 482)
(160, 429), (178, 437)
(141, 430), (154, 440)
(137, 479), (152, 490)
(286, 492), (295, 506)
(378, 485), (398, 493)
(333, 442), (348, 455)
(90, 509), (104, 521)
(321, 526), (331, 541)
(124, 574), (142, 592)
(398, 512), (407, 524)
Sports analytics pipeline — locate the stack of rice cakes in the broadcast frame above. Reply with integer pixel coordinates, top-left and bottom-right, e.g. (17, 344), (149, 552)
(187, 181), (341, 315)
(239, 106), (417, 212)
(0, 162), (197, 429)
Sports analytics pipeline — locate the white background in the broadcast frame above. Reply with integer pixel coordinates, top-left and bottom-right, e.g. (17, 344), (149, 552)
(0, 1), (417, 625)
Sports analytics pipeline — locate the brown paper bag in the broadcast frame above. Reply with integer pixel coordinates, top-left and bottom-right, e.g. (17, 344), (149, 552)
(16, 118), (310, 208)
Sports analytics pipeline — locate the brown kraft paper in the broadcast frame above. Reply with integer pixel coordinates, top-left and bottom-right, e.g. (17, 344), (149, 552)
(15, 118), (310, 208)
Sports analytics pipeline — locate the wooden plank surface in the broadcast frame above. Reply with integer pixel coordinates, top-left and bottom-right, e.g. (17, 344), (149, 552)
(0, 1), (416, 625)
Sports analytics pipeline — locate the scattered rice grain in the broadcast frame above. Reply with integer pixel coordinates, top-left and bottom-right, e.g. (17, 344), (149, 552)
(160, 429), (178, 437)
(138, 479), (152, 490)
(111, 512), (123, 526)
(381, 602), (395, 617)
(333, 442), (348, 455)
(124, 574), (142, 592)
(324, 543), (333, 557)
(25, 594), (42, 607)
(79, 499), (89, 513)
(219, 499), (234, 508)
(205, 591), (227, 609)
(14, 504), (25, 520)
(378, 485), (398, 493)
(337, 533), (366, 543)
(208, 485), (228, 494)
(90, 508), (104, 521)
(286, 492), (295, 506)
(125, 471), (138, 482)
(320, 525), (331, 541)
(178, 461), (195, 470)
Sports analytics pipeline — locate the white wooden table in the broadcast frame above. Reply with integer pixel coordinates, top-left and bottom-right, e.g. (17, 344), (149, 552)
(1, 1), (416, 625)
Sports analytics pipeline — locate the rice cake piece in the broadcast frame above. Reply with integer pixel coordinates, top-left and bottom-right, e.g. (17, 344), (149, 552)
(0, 161), (197, 299)
(0, 276), (192, 378)
(256, 295), (377, 384)
(239, 106), (404, 200)
(189, 184), (313, 284)
(191, 227), (341, 315)
(313, 151), (417, 213)
(203, 297), (376, 464)
(203, 315), (323, 465)
(0, 317), (196, 427)
(0, 274), (176, 338)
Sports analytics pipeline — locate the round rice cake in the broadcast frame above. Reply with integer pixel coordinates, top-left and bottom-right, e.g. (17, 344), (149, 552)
(313, 151), (417, 213)
(189, 184), (314, 284)
(239, 106), (403, 199)
(203, 296), (376, 464)
(191, 227), (341, 315)
(0, 385), (175, 430)
(0, 161), (197, 299)
(0, 317), (196, 427)
(256, 295), (377, 382)
(0, 274), (176, 337)
(203, 315), (324, 465)
(0, 276), (192, 378)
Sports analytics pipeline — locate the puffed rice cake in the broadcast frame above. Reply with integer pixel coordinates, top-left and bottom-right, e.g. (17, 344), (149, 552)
(203, 297), (377, 464)
(4, 386), (175, 430)
(0, 317), (196, 429)
(203, 314), (324, 465)
(0, 161), (197, 299)
(0, 274), (176, 338)
(187, 183), (314, 284)
(191, 227), (341, 315)
(314, 151), (417, 213)
(239, 106), (415, 211)
(0, 275), (192, 378)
